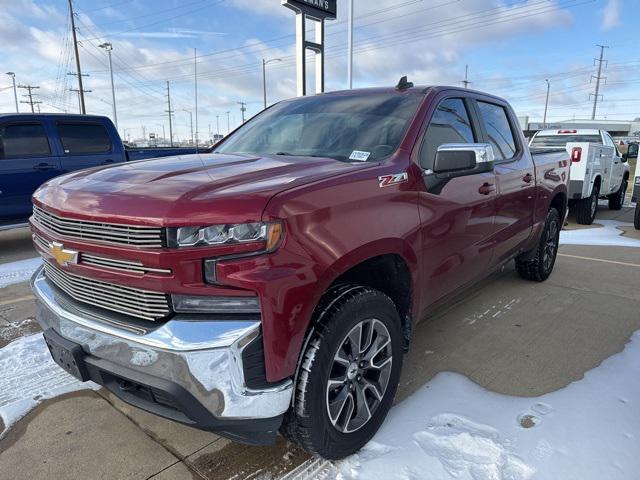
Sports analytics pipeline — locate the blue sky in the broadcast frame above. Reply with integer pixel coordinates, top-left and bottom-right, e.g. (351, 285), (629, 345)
(0, 0), (637, 142)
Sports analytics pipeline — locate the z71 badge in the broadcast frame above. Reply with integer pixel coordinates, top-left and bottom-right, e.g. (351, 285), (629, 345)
(378, 173), (408, 188)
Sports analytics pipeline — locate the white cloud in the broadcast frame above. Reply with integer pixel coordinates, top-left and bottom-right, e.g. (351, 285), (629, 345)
(601, 0), (621, 29)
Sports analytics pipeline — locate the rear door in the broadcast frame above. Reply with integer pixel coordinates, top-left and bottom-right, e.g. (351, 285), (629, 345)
(474, 99), (535, 264)
(0, 121), (61, 222)
(416, 96), (498, 306)
(55, 121), (116, 173)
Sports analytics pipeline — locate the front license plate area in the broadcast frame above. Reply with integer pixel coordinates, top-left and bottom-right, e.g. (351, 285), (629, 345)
(43, 329), (90, 382)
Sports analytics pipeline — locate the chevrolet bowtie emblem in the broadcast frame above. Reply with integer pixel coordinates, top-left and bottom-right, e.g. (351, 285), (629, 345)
(49, 242), (79, 267)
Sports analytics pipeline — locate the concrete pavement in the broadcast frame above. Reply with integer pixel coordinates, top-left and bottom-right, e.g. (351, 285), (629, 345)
(0, 206), (638, 479)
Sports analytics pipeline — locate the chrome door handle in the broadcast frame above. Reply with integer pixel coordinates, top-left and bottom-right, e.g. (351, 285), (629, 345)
(479, 183), (496, 195)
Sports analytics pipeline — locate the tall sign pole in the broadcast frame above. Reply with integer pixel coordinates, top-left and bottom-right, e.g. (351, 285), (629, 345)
(282, 0), (337, 96)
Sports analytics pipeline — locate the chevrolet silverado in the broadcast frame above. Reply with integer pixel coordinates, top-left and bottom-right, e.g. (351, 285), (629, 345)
(30, 82), (569, 459)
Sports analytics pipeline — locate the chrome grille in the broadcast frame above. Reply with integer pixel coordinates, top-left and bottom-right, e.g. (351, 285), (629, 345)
(44, 262), (171, 321)
(33, 234), (171, 275)
(32, 206), (163, 248)
(82, 254), (171, 275)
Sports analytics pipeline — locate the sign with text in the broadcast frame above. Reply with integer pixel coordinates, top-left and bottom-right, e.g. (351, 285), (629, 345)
(282, 0), (337, 20)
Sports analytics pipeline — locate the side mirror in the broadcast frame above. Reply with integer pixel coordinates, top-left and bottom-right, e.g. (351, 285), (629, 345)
(621, 153), (628, 163)
(433, 143), (495, 176)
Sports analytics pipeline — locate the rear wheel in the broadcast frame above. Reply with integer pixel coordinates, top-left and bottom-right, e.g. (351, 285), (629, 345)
(608, 179), (627, 210)
(515, 208), (560, 282)
(281, 285), (403, 460)
(575, 184), (599, 225)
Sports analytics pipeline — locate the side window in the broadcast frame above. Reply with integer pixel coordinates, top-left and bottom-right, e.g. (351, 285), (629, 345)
(57, 123), (112, 154)
(603, 133), (620, 156)
(419, 98), (475, 170)
(477, 101), (517, 161)
(0, 123), (51, 158)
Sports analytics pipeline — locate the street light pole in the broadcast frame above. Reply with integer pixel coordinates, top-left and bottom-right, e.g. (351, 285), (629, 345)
(98, 43), (118, 130)
(262, 58), (282, 109)
(347, 0), (354, 89)
(543, 79), (550, 127)
(6, 72), (18, 112)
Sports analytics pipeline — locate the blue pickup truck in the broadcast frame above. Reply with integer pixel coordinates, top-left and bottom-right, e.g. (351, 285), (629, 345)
(0, 113), (210, 228)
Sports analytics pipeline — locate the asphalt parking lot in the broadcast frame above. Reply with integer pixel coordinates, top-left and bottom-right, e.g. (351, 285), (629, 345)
(0, 206), (638, 480)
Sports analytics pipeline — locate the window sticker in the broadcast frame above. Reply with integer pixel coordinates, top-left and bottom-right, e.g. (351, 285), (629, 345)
(349, 150), (371, 161)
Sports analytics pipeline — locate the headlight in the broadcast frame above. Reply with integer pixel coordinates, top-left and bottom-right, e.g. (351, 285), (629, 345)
(168, 221), (283, 249)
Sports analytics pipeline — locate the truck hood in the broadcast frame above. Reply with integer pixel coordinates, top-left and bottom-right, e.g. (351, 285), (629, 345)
(33, 153), (370, 226)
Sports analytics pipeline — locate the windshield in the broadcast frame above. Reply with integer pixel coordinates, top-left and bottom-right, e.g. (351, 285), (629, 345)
(215, 92), (424, 162)
(530, 134), (602, 148)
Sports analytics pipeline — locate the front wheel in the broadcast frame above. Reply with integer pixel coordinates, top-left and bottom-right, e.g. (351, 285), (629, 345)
(608, 179), (627, 210)
(515, 208), (561, 282)
(575, 184), (599, 225)
(281, 285), (403, 460)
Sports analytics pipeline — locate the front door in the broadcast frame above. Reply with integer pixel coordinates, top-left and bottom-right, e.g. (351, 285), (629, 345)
(416, 97), (497, 307)
(55, 121), (116, 173)
(0, 121), (61, 223)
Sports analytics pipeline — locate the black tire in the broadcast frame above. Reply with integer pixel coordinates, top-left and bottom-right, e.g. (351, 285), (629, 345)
(574, 184), (599, 225)
(281, 284), (403, 460)
(635, 202), (640, 230)
(515, 208), (561, 282)
(608, 179), (627, 210)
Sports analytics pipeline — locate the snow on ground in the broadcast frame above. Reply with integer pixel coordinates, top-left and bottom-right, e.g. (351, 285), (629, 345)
(287, 332), (640, 480)
(0, 334), (99, 438)
(0, 257), (41, 289)
(560, 220), (640, 248)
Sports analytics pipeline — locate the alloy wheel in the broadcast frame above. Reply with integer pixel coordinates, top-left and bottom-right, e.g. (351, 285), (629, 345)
(543, 219), (559, 272)
(326, 318), (393, 433)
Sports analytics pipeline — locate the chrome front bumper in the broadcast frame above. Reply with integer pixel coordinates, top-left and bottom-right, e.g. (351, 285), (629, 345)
(31, 266), (293, 422)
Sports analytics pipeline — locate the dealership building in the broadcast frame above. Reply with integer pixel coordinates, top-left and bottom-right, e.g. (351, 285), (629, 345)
(517, 117), (640, 139)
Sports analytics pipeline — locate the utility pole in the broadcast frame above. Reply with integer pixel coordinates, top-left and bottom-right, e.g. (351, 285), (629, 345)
(543, 79), (550, 126)
(98, 43), (118, 130)
(347, 0), (354, 89)
(461, 64), (471, 89)
(590, 44), (609, 120)
(165, 81), (174, 147)
(194, 48), (199, 152)
(226, 111), (230, 133)
(18, 84), (42, 113)
(238, 102), (246, 124)
(5, 72), (18, 112)
(69, 0), (86, 114)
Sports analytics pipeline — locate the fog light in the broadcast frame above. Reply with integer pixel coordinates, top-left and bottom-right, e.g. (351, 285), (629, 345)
(172, 295), (260, 314)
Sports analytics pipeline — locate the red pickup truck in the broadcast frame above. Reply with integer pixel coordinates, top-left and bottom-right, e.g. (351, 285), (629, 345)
(30, 82), (569, 459)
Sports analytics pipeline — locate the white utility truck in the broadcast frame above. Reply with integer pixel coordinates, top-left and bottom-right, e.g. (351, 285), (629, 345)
(530, 129), (630, 225)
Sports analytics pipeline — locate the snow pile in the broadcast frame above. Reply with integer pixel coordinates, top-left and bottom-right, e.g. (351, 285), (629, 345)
(560, 220), (640, 247)
(0, 257), (41, 289)
(287, 330), (640, 480)
(0, 334), (99, 438)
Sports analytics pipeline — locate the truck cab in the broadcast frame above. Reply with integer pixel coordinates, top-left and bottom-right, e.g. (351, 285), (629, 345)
(0, 114), (124, 228)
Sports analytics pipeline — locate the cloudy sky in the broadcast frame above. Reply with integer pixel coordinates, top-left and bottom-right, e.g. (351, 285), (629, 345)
(0, 0), (637, 142)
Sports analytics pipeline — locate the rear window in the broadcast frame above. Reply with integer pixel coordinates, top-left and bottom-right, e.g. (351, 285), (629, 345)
(0, 123), (50, 158)
(57, 123), (112, 154)
(530, 134), (602, 148)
